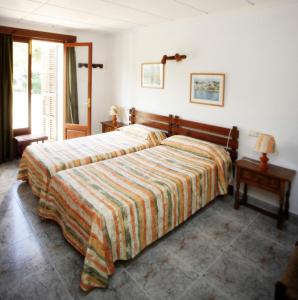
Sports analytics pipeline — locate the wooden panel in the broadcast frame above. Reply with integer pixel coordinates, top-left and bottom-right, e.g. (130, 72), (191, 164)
(133, 120), (169, 132)
(132, 110), (170, 123)
(102, 125), (114, 133)
(64, 123), (88, 140)
(101, 121), (125, 133)
(238, 157), (296, 182)
(0, 26), (76, 43)
(172, 116), (239, 164)
(172, 127), (237, 148)
(175, 118), (232, 136)
(241, 169), (280, 191)
(66, 130), (87, 139)
(129, 107), (173, 136)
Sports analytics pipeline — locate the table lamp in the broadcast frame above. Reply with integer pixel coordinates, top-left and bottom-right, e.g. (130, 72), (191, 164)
(255, 133), (275, 171)
(109, 105), (119, 126)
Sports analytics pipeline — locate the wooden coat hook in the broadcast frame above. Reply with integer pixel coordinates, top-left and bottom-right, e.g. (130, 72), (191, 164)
(161, 53), (187, 64)
(78, 63), (103, 69)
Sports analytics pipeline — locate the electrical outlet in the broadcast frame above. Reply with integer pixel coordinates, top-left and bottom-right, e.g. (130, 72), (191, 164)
(249, 130), (261, 137)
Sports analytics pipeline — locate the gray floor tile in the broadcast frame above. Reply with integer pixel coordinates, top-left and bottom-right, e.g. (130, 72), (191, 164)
(160, 220), (221, 275)
(0, 161), (19, 194)
(248, 213), (298, 251)
(0, 235), (49, 292)
(229, 230), (292, 281)
(75, 270), (152, 300)
(0, 191), (20, 213)
(126, 244), (197, 300)
(190, 206), (243, 248)
(52, 247), (85, 298)
(0, 263), (71, 300)
(212, 196), (258, 226)
(0, 202), (33, 246)
(15, 181), (39, 213)
(180, 277), (229, 300)
(36, 220), (76, 258)
(204, 252), (275, 300)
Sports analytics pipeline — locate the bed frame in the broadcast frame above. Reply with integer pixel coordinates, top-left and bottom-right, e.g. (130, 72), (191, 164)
(172, 116), (239, 162)
(129, 108), (239, 194)
(129, 108), (239, 161)
(129, 107), (174, 136)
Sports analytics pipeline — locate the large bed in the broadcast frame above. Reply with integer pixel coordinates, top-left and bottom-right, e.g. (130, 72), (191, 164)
(17, 109), (170, 201)
(38, 118), (239, 291)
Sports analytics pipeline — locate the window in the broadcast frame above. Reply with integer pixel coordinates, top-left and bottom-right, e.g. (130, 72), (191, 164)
(12, 39), (63, 140)
(13, 41), (30, 131)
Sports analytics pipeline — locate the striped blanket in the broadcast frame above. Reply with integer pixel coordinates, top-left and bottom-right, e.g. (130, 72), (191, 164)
(17, 127), (165, 201)
(39, 140), (232, 291)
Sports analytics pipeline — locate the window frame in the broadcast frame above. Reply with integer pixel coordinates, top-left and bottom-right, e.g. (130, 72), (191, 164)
(13, 36), (32, 137)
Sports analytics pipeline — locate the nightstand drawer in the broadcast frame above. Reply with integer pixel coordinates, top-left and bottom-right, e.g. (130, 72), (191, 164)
(241, 169), (280, 190)
(102, 125), (114, 133)
(101, 121), (125, 133)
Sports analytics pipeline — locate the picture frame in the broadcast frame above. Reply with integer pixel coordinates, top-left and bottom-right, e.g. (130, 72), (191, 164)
(141, 63), (164, 89)
(190, 73), (225, 107)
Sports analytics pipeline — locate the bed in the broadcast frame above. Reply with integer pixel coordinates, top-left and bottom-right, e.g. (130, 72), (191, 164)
(17, 109), (171, 201)
(38, 117), (239, 291)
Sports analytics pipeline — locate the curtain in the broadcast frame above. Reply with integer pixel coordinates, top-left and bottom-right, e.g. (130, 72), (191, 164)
(0, 34), (14, 163)
(66, 47), (79, 124)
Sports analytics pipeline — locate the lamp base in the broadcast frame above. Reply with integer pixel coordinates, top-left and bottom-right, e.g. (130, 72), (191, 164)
(259, 153), (269, 171)
(112, 115), (117, 127)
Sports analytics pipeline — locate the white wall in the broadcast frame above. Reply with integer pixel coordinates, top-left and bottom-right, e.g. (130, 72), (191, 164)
(106, 3), (298, 214)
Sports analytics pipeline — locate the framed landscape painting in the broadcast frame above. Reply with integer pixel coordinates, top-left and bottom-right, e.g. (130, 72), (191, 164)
(141, 63), (164, 89)
(190, 73), (225, 106)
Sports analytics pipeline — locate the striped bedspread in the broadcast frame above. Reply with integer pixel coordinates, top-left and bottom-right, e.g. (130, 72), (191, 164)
(17, 130), (157, 201)
(39, 143), (232, 291)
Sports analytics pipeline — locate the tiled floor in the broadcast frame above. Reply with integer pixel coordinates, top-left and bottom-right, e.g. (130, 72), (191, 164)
(1, 160), (297, 300)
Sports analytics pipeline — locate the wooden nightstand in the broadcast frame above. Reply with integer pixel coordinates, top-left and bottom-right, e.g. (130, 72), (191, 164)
(101, 121), (125, 133)
(234, 157), (296, 229)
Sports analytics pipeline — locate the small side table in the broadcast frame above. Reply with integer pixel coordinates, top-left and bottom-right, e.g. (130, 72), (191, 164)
(234, 157), (296, 229)
(14, 134), (48, 158)
(101, 121), (125, 133)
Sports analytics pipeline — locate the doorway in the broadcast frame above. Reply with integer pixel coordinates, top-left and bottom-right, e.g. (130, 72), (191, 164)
(12, 39), (64, 141)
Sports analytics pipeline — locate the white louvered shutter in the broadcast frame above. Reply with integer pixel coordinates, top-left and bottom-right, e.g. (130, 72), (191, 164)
(41, 47), (57, 141)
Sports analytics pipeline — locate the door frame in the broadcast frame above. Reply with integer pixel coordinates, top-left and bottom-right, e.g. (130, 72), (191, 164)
(64, 42), (92, 139)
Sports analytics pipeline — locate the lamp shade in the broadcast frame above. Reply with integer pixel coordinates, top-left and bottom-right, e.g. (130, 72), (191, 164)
(109, 105), (119, 116)
(255, 134), (275, 154)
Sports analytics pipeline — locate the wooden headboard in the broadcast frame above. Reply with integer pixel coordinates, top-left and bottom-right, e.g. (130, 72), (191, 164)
(172, 116), (239, 195)
(128, 108), (239, 163)
(129, 107), (173, 136)
(128, 108), (239, 194)
(172, 117), (239, 162)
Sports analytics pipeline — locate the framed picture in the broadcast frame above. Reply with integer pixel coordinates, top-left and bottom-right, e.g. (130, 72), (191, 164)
(190, 73), (225, 106)
(141, 63), (164, 89)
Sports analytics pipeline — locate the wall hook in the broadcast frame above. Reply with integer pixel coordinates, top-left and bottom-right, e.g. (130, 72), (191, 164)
(78, 63), (103, 69)
(161, 53), (187, 64)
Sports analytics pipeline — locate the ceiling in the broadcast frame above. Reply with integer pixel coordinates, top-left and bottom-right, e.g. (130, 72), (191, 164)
(0, 0), (295, 33)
